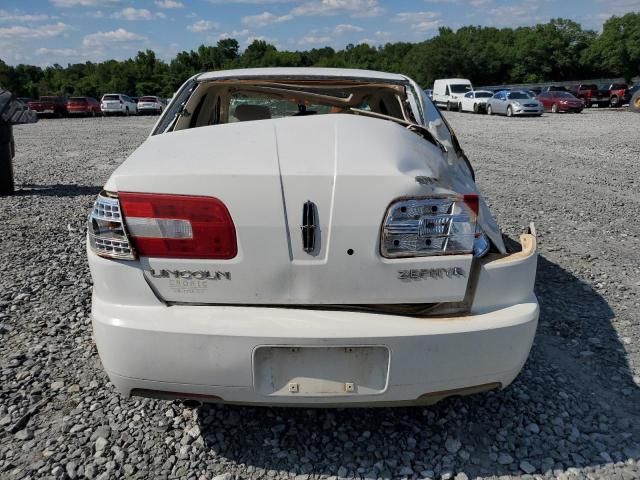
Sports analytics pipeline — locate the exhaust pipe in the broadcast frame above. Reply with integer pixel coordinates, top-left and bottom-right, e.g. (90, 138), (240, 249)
(181, 399), (203, 409)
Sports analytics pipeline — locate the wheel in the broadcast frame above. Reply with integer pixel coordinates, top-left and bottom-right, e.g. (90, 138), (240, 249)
(576, 109), (583, 114)
(446, 101), (452, 111)
(610, 96), (619, 108)
(487, 104), (493, 115)
(584, 100), (591, 108)
(458, 102), (463, 111)
(473, 103), (478, 113)
(506, 106), (513, 117)
(551, 103), (558, 113)
(630, 91), (640, 113)
(124, 107), (129, 116)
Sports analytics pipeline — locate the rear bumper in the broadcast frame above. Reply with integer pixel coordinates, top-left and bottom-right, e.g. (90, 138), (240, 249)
(90, 222), (539, 407)
(93, 294), (538, 406)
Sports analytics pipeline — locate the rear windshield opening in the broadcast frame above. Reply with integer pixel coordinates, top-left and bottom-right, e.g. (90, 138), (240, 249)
(102, 95), (120, 101)
(166, 80), (411, 132)
(508, 92), (530, 99)
(139, 97), (157, 102)
(69, 97), (88, 102)
(475, 92), (492, 98)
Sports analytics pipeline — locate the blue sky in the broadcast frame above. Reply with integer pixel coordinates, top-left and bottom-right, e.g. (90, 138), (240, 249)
(0, 0), (638, 66)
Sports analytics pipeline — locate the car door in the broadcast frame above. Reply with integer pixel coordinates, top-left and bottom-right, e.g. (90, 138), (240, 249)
(461, 92), (473, 111)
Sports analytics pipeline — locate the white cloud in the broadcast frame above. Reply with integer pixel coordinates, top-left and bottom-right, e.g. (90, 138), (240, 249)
(50, 0), (120, 7)
(298, 34), (332, 45)
(82, 28), (145, 47)
(187, 20), (220, 32)
(241, 11), (293, 27)
(154, 0), (184, 8)
(0, 22), (70, 39)
(113, 8), (155, 20)
(217, 28), (250, 38)
(0, 10), (51, 22)
(333, 23), (363, 34)
(35, 47), (79, 56)
(394, 11), (441, 33)
(291, 0), (384, 18)
(209, 0), (297, 3)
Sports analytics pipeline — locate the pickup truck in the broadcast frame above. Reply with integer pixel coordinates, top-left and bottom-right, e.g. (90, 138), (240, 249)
(27, 96), (68, 117)
(602, 83), (630, 108)
(569, 84), (609, 108)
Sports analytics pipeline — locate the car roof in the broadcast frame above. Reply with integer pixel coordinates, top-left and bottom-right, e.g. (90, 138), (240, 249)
(197, 67), (408, 83)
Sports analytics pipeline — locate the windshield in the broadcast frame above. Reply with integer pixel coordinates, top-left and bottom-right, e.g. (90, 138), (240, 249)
(69, 97), (87, 102)
(475, 92), (492, 98)
(140, 96), (157, 102)
(450, 84), (472, 94)
(582, 84), (598, 91)
(555, 92), (575, 99)
(102, 95), (120, 101)
(508, 92), (529, 100)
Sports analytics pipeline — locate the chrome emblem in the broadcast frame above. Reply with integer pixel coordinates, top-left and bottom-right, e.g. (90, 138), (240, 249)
(397, 267), (466, 280)
(148, 269), (231, 280)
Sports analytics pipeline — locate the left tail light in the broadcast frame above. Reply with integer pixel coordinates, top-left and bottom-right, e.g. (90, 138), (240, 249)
(88, 191), (237, 260)
(87, 191), (135, 260)
(380, 194), (489, 258)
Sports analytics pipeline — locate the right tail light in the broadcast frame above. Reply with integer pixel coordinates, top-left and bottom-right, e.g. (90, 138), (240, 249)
(380, 195), (489, 258)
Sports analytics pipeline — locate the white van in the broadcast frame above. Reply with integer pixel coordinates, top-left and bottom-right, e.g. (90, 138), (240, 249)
(432, 79), (473, 110)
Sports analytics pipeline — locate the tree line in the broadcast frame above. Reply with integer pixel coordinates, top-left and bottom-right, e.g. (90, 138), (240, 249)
(1, 13), (638, 99)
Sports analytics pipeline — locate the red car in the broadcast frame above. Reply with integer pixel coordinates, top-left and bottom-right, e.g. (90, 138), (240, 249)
(27, 96), (68, 117)
(67, 97), (101, 116)
(536, 91), (584, 113)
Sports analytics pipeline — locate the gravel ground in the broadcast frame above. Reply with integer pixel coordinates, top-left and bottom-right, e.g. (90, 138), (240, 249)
(1, 110), (639, 480)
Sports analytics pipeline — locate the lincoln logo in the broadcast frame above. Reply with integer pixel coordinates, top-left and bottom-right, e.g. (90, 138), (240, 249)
(397, 267), (466, 280)
(148, 269), (231, 280)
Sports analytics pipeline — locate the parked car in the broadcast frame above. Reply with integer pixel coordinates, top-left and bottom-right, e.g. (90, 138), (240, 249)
(136, 96), (165, 115)
(432, 78), (473, 111)
(536, 91), (583, 113)
(630, 85), (640, 113)
(27, 96), (68, 117)
(569, 84), (608, 108)
(66, 97), (101, 117)
(602, 83), (630, 108)
(100, 94), (137, 116)
(87, 67), (539, 407)
(458, 90), (493, 113)
(543, 85), (569, 93)
(486, 90), (543, 117)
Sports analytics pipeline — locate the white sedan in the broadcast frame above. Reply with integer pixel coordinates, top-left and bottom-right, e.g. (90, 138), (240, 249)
(87, 67), (538, 407)
(459, 90), (494, 113)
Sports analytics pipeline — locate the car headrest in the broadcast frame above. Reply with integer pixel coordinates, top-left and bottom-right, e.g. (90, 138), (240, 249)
(234, 104), (271, 122)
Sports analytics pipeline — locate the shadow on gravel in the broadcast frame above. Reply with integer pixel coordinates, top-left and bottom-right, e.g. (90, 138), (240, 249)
(12, 183), (102, 197)
(195, 255), (639, 478)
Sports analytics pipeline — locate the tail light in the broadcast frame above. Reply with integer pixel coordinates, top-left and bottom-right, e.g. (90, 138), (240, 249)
(380, 194), (488, 258)
(88, 192), (135, 260)
(88, 191), (237, 260)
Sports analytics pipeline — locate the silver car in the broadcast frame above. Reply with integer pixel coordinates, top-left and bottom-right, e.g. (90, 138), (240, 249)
(486, 90), (543, 117)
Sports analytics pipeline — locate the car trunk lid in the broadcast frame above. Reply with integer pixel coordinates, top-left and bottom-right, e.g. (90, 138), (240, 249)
(109, 115), (474, 305)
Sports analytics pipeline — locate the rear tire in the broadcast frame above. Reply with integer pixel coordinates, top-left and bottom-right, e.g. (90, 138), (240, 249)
(446, 101), (452, 111)
(0, 122), (14, 195)
(506, 106), (513, 117)
(610, 96), (619, 108)
(125, 107), (129, 117)
(473, 103), (478, 113)
(487, 104), (493, 115)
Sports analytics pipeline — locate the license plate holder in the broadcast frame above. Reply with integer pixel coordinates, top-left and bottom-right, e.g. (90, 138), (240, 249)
(253, 345), (390, 396)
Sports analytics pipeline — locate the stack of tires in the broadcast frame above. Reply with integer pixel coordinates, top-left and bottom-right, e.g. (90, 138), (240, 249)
(0, 89), (38, 195)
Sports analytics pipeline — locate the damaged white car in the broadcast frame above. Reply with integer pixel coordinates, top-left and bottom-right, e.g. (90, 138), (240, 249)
(87, 68), (538, 406)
